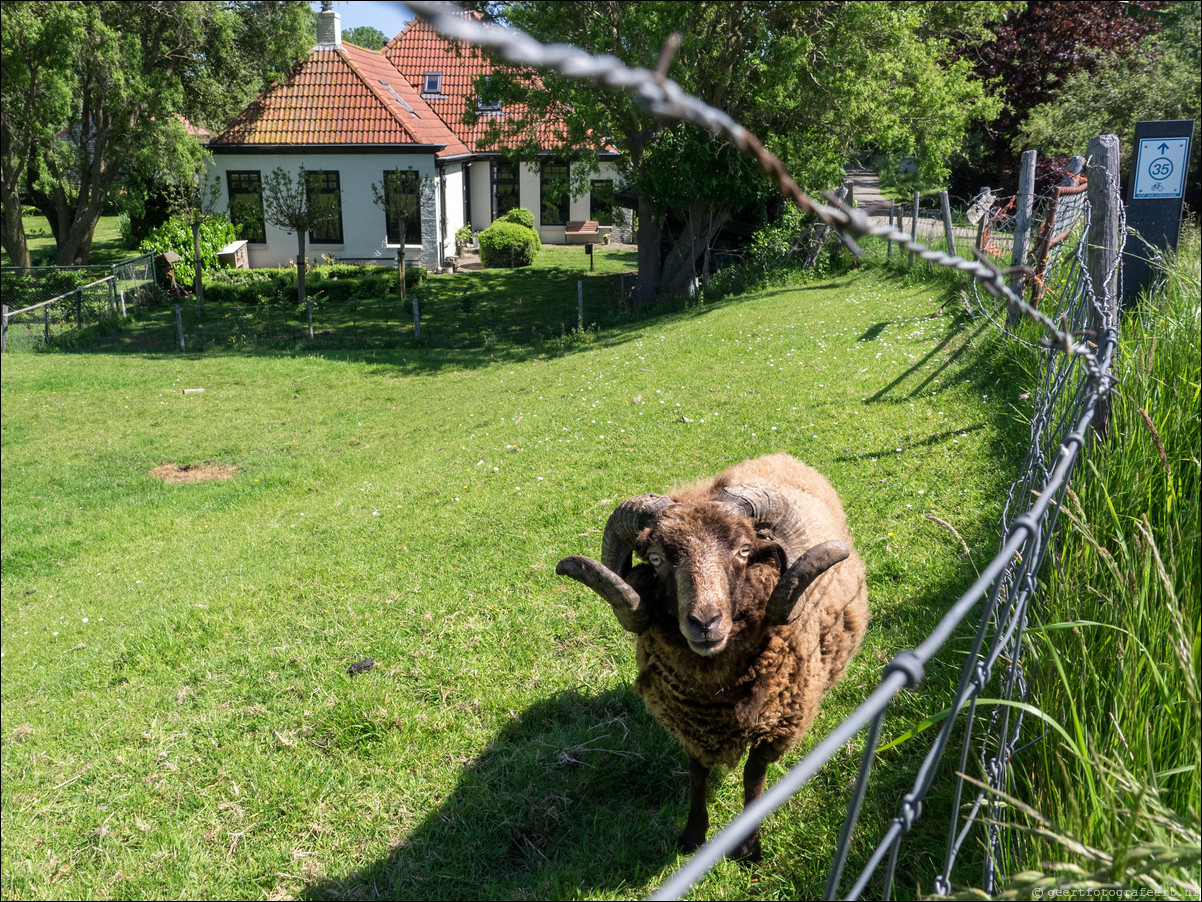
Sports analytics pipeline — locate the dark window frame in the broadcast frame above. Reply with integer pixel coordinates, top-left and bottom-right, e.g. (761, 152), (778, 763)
(540, 159), (570, 226)
(590, 178), (616, 227)
(227, 170), (266, 244)
(305, 170), (344, 245)
(493, 160), (520, 220)
(383, 170), (422, 246)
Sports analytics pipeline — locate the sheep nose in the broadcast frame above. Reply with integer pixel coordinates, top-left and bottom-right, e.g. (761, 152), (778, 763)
(688, 610), (722, 634)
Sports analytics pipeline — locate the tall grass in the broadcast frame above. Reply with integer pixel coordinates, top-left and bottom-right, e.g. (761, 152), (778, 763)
(992, 226), (1201, 896)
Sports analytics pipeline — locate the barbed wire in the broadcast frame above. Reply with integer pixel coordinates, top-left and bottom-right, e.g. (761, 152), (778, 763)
(403, 0), (1101, 379)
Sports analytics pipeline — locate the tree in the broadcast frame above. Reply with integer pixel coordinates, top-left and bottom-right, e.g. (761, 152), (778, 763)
(160, 168), (227, 319)
(1017, 1), (1199, 189)
(956, 0), (1168, 191)
(260, 165), (340, 342)
(461, 1), (1006, 300)
(371, 167), (431, 342)
(344, 25), (387, 50)
(0, 0), (79, 268)
(0, 1), (311, 266)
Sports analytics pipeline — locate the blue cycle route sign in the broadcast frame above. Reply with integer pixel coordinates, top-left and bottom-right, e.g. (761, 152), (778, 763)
(1132, 137), (1189, 198)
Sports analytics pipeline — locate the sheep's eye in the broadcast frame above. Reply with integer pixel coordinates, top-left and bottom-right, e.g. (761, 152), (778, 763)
(738, 544), (752, 559)
(648, 553), (663, 567)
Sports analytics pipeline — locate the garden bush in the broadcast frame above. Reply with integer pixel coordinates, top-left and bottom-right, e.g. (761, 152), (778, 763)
(499, 207), (536, 230)
(478, 220), (540, 268)
(138, 216), (237, 285)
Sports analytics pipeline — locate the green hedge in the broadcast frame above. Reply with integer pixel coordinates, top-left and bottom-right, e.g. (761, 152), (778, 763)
(478, 221), (540, 268)
(202, 264), (427, 305)
(499, 207), (536, 230)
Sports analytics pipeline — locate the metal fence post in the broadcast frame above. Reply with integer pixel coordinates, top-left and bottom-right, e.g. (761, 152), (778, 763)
(909, 191), (919, 268)
(175, 303), (186, 352)
(2, 304), (8, 352)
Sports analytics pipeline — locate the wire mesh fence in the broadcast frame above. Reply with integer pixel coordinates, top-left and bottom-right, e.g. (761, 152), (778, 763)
(1, 254), (157, 352)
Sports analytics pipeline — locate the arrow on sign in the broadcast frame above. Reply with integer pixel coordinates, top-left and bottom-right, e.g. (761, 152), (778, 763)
(1159, 142), (1170, 153)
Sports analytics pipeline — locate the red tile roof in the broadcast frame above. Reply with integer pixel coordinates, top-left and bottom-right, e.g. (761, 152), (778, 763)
(383, 15), (570, 152)
(211, 42), (467, 155)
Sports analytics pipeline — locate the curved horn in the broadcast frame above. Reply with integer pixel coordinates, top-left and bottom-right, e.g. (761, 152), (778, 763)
(600, 493), (673, 577)
(766, 540), (851, 625)
(716, 484), (807, 558)
(557, 555), (652, 633)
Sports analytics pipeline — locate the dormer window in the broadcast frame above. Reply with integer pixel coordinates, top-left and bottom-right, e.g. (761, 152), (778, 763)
(422, 72), (442, 95)
(477, 98), (502, 113)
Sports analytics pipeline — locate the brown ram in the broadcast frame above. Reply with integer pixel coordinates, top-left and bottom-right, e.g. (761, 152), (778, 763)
(557, 453), (868, 861)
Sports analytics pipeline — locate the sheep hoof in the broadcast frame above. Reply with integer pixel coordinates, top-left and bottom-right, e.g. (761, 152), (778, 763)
(730, 832), (762, 864)
(677, 826), (706, 853)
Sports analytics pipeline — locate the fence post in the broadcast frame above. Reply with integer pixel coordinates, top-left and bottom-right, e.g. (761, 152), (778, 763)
(1086, 134), (1121, 440)
(2, 304), (8, 352)
(44, 306), (50, 344)
(577, 280), (584, 331)
(175, 303), (186, 352)
(74, 288), (83, 328)
(940, 190), (956, 258)
(1008, 149), (1038, 327)
(887, 203), (895, 262)
(909, 192), (919, 268)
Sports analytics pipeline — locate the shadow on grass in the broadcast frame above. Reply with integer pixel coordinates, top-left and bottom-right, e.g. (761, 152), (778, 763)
(303, 687), (685, 900)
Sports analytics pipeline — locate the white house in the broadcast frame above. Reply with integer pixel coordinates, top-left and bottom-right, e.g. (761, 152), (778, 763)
(208, 6), (628, 271)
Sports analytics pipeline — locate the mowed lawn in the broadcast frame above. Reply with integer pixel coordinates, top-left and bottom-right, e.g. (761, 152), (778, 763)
(0, 265), (1029, 900)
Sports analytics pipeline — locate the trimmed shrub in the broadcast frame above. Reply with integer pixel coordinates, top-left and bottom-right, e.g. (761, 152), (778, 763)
(499, 207), (536, 230)
(478, 220), (540, 268)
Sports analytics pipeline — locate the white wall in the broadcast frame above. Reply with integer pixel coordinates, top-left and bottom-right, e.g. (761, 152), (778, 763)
(440, 163), (466, 261)
(469, 161), (492, 232)
(208, 151), (439, 269)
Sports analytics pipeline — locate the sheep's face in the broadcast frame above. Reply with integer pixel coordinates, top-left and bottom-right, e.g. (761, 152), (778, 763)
(637, 502), (786, 657)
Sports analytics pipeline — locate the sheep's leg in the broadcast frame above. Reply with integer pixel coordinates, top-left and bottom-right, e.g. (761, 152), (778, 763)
(732, 744), (779, 863)
(678, 755), (710, 852)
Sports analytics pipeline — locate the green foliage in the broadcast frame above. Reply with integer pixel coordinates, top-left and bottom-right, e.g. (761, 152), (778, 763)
(999, 225), (1201, 898)
(499, 206), (536, 230)
(0, 0), (310, 266)
(455, 223), (475, 246)
(138, 216), (237, 286)
(1018, 3), (1200, 177)
(343, 24), (386, 50)
(477, 220), (541, 268)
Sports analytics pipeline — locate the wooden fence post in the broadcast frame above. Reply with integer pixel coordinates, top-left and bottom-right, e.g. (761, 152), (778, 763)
(909, 192), (919, 268)
(1008, 149), (1038, 327)
(74, 289), (83, 328)
(175, 303), (186, 352)
(1086, 134), (1122, 439)
(940, 190), (956, 258)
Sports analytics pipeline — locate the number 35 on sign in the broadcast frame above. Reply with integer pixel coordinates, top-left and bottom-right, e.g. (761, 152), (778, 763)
(1132, 137), (1190, 199)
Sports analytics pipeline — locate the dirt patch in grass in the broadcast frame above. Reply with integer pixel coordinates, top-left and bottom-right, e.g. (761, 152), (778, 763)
(150, 462), (238, 483)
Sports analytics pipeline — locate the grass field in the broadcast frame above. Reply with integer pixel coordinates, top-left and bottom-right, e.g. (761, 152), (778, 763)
(0, 246), (1036, 900)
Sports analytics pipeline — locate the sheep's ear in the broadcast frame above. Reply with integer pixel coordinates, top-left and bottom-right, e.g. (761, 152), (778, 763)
(557, 555), (654, 633)
(766, 541), (851, 625)
(749, 538), (787, 575)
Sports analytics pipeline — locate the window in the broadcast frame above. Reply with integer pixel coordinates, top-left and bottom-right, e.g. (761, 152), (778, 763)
(422, 72), (442, 94)
(227, 170), (265, 243)
(590, 179), (617, 227)
(540, 160), (569, 226)
(493, 161), (519, 219)
(304, 170), (343, 244)
(383, 170), (422, 245)
(476, 97), (502, 113)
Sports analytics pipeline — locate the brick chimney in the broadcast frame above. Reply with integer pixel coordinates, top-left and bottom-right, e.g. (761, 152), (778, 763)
(315, 1), (341, 49)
